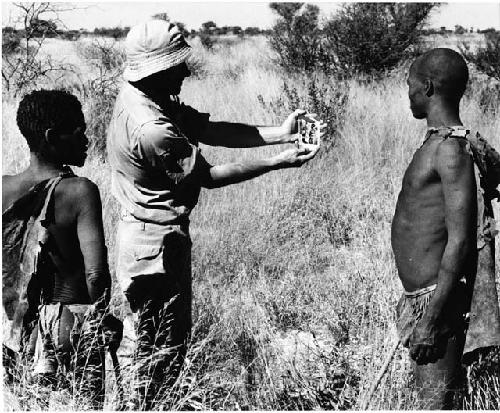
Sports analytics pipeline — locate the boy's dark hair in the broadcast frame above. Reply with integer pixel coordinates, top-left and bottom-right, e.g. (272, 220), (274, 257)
(16, 90), (83, 152)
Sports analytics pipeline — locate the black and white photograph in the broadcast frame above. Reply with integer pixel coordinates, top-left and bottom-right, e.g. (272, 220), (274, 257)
(2, 1), (500, 410)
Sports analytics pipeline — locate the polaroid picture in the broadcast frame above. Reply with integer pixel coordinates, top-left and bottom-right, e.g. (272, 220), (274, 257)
(298, 116), (321, 149)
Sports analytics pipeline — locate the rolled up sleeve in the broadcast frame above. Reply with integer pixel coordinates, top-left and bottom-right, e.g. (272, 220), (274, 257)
(138, 121), (210, 184)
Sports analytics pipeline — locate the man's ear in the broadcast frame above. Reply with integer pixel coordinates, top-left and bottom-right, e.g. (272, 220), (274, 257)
(44, 128), (59, 146)
(424, 79), (434, 97)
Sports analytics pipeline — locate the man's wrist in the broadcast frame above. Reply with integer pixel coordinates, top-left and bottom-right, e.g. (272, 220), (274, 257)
(279, 126), (295, 144)
(421, 306), (441, 324)
(268, 155), (282, 170)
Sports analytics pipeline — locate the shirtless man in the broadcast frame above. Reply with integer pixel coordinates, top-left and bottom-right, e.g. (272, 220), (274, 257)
(2, 90), (114, 408)
(391, 48), (476, 408)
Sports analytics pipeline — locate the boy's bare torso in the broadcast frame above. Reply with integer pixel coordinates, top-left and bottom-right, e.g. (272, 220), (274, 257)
(391, 136), (475, 292)
(3, 172), (90, 304)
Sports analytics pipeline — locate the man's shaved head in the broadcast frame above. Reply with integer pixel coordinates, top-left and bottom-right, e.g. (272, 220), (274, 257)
(410, 48), (469, 102)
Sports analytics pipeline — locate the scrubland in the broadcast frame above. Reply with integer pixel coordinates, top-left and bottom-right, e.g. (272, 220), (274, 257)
(2, 34), (500, 410)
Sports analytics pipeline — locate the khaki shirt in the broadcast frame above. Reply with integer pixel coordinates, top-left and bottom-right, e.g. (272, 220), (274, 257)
(107, 83), (210, 224)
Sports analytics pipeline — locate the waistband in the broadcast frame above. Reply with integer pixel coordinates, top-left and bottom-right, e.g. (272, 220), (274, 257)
(404, 277), (467, 298)
(120, 209), (189, 231)
(404, 283), (437, 298)
(40, 303), (91, 315)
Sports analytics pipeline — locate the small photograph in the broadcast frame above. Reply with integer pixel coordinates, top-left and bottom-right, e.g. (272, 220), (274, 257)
(298, 116), (322, 147)
(2, 1), (500, 411)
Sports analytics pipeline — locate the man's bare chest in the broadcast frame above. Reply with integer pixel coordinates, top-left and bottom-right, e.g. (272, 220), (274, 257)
(401, 147), (440, 196)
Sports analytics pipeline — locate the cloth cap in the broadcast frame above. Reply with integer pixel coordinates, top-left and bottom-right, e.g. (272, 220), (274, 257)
(123, 19), (191, 82)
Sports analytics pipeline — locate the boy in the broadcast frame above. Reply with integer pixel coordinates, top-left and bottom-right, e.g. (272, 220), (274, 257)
(3, 90), (117, 408)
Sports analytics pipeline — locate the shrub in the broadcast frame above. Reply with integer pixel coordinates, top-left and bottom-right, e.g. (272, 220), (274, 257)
(268, 3), (435, 78)
(461, 31), (500, 81)
(477, 82), (500, 114)
(199, 32), (215, 50)
(2, 4), (74, 95)
(76, 39), (125, 159)
(323, 3), (436, 76)
(268, 3), (334, 74)
(2, 31), (22, 56)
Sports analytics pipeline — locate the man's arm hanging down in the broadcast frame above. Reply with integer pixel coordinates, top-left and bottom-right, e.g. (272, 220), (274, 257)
(76, 179), (111, 307)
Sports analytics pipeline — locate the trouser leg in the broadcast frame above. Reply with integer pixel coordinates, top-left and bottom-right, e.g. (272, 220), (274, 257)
(131, 281), (191, 410)
(118, 224), (193, 410)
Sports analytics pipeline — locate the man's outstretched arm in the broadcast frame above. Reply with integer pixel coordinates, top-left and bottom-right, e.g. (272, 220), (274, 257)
(76, 179), (112, 306)
(409, 139), (476, 364)
(200, 146), (319, 189)
(199, 109), (322, 148)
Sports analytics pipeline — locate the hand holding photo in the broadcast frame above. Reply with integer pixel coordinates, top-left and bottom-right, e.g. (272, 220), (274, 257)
(297, 113), (327, 149)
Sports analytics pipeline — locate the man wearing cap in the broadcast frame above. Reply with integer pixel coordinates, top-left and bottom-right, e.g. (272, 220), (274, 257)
(107, 19), (323, 409)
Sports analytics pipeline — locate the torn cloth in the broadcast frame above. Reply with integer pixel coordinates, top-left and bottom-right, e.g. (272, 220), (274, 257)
(2, 170), (73, 352)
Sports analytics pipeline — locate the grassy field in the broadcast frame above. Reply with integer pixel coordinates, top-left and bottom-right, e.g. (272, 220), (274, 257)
(2, 34), (500, 410)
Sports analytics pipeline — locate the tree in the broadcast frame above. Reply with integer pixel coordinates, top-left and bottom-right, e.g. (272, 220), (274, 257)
(269, 2), (332, 73)
(2, 2), (79, 94)
(269, 2), (304, 21)
(461, 31), (500, 81)
(323, 3), (437, 76)
(231, 26), (242, 35)
(201, 20), (217, 33)
(29, 18), (57, 37)
(244, 27), (260, 36)
(175, 22), (190, 38)
(455, 25), (466, 35)
(152, 12), (169, 21)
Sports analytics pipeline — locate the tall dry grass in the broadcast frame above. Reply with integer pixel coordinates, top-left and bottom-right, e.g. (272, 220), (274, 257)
(2, 34), (500, 410)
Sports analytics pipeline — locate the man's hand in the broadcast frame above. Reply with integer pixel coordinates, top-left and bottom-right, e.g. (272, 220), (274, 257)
(280, 110), (327, 144)
(102, 314), (123, 353)
(408, 316), (447, 364)
(273, 146), (320, 168)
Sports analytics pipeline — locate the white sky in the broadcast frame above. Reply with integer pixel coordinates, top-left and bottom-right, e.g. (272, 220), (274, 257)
(2, 1), (500, 32)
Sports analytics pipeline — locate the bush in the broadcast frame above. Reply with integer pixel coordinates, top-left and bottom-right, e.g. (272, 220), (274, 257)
(323, 3), (436, 76)
(461, 31), (500, 81)
(269, 3), (435, 77)
(2, 31), (22, 56)
(269, 3), (334, 74)
(199, 32), (215, 50)
(76, 39), (125, 159)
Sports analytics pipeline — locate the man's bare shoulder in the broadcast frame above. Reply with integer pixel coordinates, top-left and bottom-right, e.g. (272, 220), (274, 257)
(2, 173), (29, 211)
(57, 176), (102, 213)
(434, 137), (473, 178)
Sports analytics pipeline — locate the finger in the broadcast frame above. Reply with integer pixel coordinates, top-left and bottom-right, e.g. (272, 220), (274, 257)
(294, 108), (306, 117)
(305, 112), (318, 119)
(299, 146), (320, 160)
(295, 146), (309, 155)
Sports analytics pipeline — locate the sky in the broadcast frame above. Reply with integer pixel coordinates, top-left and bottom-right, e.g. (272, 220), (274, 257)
(2, 1), (500, 32)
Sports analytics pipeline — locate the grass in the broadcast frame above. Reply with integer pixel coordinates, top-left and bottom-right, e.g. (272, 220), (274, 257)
(2, 33), (500, 410)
